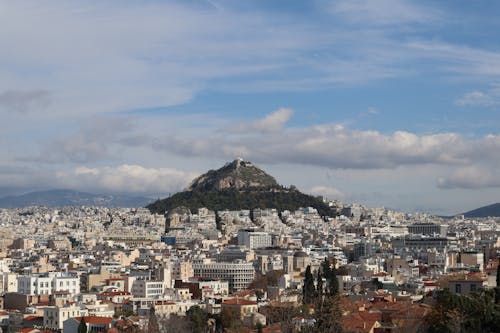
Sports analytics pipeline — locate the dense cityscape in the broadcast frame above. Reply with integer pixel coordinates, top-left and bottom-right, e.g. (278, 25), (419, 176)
(2, 1), (500, 332)
(0, 159), (498, 332)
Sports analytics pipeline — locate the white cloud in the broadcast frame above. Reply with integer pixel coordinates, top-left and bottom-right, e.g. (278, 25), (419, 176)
(0, 1), (327, 115)
(456, 86), (500, 106)
(155, 118), (500, 170)
(56, 165), (197, 194)
(228, 108), (294, 133)
(331, 0), (437, 25)
(407, 41), (500, 77)
(437, 166), (500, 189)
(309, 185), (349, 200)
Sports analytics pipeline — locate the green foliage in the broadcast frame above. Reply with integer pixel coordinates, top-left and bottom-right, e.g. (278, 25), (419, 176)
(303, 265), (315, 304)
(186, 305), (208, 333)
(497, 262), (500, 288)
(148, 306), (160, 333)
(316, 270), (323, 298)
(147, 187), (334, 217)
(78, 317), (87, 333)
(311, 260), (344, 333)
(321, 258), (339, 296)
(424, 289), (500, 333)
(314, 294), (344, 333)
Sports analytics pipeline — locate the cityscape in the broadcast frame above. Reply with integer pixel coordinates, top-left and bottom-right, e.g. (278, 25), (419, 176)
(0, 159), (498, 332)
(1, 1), (500, 333)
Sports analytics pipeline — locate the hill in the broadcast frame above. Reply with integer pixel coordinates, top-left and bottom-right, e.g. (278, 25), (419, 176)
(0, 189), (153, 208)
(187, 159), (279, 191)
(462, 203), (500, 218)
(147, 159), (334, 217)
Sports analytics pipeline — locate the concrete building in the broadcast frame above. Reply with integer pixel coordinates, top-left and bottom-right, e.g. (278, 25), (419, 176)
(193, 261), (255, 291)
(131, 280), (165, 298)
(238, 229), (272, 249)
(408, 223), (447, 237)
(18, 273), (80, 296)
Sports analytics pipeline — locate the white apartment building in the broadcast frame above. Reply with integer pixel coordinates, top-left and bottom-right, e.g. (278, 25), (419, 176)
(131, 280), (165, 298)
(18, 273), (80, 295)
(238, 229), (272, 249)
(193, 261), (255, 291)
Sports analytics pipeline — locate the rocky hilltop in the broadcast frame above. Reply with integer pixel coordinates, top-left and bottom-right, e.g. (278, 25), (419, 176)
(147, 159), (334, 217)
(187, 158), (279, 191)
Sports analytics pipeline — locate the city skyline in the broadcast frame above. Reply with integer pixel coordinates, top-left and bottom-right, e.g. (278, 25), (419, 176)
(1, 0), (500, 215)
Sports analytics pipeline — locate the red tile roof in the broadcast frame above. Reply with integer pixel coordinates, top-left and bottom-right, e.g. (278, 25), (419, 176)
(75, 316), (113, 325)
(223, 298), (257, 306)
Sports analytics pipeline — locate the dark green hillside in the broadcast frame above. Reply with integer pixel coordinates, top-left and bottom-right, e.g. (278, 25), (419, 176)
(147, 187), (334, 217)
(147, 159), (337, 217)
(462, 203), (500, 218)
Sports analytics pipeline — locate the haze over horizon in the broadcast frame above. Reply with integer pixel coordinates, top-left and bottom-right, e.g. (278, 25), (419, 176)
(1, 0), (499, 215)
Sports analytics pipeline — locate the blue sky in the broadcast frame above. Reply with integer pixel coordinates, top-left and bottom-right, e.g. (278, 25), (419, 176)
(0, 0), (499, 214)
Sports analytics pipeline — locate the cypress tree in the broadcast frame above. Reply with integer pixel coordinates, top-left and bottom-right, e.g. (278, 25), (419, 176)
(303, 265), (315, 304)
(496, 260), (500, 303)
(315, 259), (343, 332)
(496, 260), (500, 288)
(78, 317), (87, 333)
(148, 306), (160, 333)
(329, 264), (339, 296)
(316, 269), (323, 297)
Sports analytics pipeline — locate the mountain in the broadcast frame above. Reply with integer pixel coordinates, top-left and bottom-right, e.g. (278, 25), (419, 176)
(147, 159), (334, 217)
(187, 159), (279, 191)
(462, 203), (500, 218)
(0, 189), (153, 208)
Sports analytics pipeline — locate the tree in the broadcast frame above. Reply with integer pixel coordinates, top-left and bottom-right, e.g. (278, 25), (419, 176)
(313, 259), (343, 333)
(186, 305), (208, 333)
(315, 294), (344, 333)
(255, 289), (265, 303)
(316, 270), (323, 298)
(148, 306), (160, 333)
(78, 317), (87, 333)
(303, 265), (315, 304)
(497, 261), (500, 289)
(496, 260), (500, 303)
(328, 264), (339, 296)
(423, 289), (500, 333)
(221, 306), (242, 330)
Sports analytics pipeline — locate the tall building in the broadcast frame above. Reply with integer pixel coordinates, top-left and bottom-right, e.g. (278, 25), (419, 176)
(238, 229), (272, 249)
(193, 261), (255, 291)
(408, 223), (447, 237)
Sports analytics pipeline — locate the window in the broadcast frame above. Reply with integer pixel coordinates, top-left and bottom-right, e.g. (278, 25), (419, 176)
(471, 284), (477, 292)
(455, 284), (462, 294)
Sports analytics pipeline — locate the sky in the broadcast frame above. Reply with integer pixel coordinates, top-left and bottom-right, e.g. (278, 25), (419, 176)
(1, 0), (499, 215)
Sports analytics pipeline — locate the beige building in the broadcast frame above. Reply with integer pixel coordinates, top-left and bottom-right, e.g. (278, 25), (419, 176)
(48, 238), (72, 251)
(293, 251), (310, 272)
(172, 261), (194, 281)
(43, 304), (87, 330)
(222, 298), (258, 319)
(10, 238), (35, 250)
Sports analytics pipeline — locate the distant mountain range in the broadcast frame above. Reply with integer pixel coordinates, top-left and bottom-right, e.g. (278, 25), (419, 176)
(147, 159), (334, 217)
(461, 203), (500, 218)
(0, 189), (154, 208)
